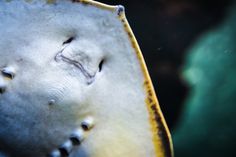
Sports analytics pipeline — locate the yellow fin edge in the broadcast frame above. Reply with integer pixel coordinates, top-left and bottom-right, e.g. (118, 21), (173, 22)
(76, 1), (174, 157)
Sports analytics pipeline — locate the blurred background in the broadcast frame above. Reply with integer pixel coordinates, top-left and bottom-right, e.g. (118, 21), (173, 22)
(99, 0), (236, 157)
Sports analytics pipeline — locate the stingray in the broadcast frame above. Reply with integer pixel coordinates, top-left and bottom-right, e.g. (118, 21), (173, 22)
(0, 0), (173, 157)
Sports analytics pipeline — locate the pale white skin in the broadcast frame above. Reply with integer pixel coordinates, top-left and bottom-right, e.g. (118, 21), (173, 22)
(0, 0), (155, 157)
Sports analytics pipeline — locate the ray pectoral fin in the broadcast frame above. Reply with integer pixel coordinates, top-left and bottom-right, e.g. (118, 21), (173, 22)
(116, 5), (173, 157)
(0, 0), (173, 156)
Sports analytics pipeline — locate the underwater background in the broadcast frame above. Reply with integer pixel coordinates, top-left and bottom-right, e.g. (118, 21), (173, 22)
(101, 0), (236, 156)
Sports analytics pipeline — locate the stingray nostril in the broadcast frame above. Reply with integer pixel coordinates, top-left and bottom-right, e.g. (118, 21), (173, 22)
(98, 59), (104, 72)
(62, 37), (75, 45)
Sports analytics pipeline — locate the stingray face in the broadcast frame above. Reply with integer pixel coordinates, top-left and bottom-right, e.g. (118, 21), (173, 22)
(0, 1), (173, 157)
(0, 2), (104, 156)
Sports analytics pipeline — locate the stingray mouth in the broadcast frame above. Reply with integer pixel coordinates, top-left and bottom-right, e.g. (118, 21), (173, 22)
(55, 36), (105, 85)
